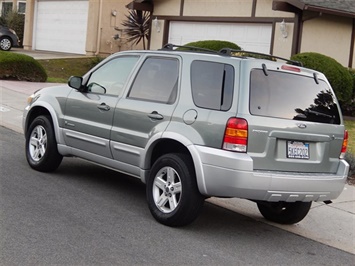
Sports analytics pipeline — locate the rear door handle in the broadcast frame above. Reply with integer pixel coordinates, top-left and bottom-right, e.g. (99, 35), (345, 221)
(148, 111), (164, 120)
(97, 103), (110, 111)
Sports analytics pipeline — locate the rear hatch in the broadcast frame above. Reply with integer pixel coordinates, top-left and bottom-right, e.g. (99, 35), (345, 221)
(242, 61), (345, 173)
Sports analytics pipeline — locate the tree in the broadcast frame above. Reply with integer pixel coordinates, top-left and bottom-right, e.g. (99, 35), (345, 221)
(121, 10), (151, 50)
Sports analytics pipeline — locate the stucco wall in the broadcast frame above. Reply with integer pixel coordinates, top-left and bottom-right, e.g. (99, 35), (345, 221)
(24, 0), (142, 55)
(183, 0), (253, 17)
(153, 0), (180, 16)
(301, 14), (352, 66)
(255, 0), (294, 17)
(23, 0), (34, 50)
(272, 21), (294, 58)
(150, 19), (165, 50)
(86, 0), (143, 55)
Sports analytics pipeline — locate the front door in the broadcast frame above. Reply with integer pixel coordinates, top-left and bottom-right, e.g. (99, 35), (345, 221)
(63, 55), (140, 157)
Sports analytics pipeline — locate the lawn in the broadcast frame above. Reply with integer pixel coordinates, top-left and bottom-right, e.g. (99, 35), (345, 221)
(345, 119), (355, 153)
(37, 57), (104, 83)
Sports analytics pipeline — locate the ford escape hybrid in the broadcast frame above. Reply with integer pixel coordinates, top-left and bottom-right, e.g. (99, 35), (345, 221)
(23, 44), (349, 226)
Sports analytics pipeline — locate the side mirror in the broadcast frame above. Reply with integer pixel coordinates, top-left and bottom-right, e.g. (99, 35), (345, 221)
(68, 76), (84, 91)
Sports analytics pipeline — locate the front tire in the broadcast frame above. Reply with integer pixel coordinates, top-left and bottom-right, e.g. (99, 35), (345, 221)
(146, 153), (204, 227)
(0, 36), (12, 51)
(257, 201), (312, 224)
(25, 115), (63, 172)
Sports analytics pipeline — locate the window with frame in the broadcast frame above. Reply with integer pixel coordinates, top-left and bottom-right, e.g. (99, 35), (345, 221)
(18, 2), (26, 14)
(1, 2), (12, 17)
(128, 57), (179, 104)
(191, 60), (234, 111)
(87, 56), (139, 95)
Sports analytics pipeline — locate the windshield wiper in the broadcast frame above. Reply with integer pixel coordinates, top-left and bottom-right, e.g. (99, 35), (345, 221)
(305, 110), (334, 119)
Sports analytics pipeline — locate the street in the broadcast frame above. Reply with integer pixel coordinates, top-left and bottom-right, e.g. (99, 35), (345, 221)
(1, 126), (354, 265)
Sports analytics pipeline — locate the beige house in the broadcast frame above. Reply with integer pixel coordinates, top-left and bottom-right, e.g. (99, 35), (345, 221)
(20, 0), (355, 67)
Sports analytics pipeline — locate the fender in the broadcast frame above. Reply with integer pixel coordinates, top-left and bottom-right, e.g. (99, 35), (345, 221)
(143, 131), (208, 195)
(26, 100), (66, 146)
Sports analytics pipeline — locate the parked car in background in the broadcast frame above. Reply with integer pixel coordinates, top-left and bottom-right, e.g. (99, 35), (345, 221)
(0, 25), (19, 51)
(23, 44), (349, 227)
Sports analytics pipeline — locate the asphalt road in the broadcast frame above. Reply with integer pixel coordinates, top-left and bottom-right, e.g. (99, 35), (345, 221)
(1, 126), (354, 265)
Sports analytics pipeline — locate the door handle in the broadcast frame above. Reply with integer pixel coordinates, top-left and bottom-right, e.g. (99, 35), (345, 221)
(97, 103), (110, 111)
(148, 111), (164, 120)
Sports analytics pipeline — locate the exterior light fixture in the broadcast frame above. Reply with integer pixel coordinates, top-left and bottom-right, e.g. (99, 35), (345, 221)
(280, 19), (288, 38)
(153, 17), (161, 33)
(111, 10), (117, 17)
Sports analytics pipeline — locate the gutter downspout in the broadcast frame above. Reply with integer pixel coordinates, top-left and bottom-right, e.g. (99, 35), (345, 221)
(95, 0), (103, 55)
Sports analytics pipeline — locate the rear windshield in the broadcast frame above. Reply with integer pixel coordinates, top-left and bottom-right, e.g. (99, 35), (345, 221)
(249, 69), (341, 124)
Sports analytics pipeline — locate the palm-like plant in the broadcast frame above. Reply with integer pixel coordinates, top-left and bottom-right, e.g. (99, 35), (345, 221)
(121, 10), (151, 50)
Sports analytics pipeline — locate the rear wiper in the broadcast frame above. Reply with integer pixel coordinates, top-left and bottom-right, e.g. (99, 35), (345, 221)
(305, 110), (334, 119)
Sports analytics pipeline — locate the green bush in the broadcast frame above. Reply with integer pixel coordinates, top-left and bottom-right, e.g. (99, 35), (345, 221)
(0, 51), (47, 82)
(3, 11), (25, 47)
(345, 152), (355, 183)
(180, 40), (242, 51)
(291, 52), (353, 104)
(0, 16), (6, 26)
(341, 68), (355, 116)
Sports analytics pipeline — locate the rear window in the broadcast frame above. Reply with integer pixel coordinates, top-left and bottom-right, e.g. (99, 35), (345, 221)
(250, 69), (340, 124)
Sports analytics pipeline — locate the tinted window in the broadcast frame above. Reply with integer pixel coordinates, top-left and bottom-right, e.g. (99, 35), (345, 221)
(250, 69), (340, 124)
(191, 61), (234, 111)
(87, 56), (139, 95)
(128, 57), (179, 104)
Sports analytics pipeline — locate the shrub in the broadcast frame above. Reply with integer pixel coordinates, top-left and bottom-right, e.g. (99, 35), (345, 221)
(180, 40), (242, 52)
(0, 51), (47, 82)
(342, 69), (355, 116)
(0, 16), (6, 26)
(4, 11), (25, 47)
(291, 52), (353, 104)
(345, 152), (355, 184)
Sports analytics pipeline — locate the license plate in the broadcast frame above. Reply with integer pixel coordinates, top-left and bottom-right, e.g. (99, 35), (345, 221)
(287, 141), (309, 159)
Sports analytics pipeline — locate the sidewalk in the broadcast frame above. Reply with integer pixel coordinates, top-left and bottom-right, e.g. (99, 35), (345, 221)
(0, 79), (354, 255)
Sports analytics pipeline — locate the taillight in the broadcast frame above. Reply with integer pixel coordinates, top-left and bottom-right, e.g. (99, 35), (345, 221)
(223, 118), (248, 152)
(281, 65), (301, 72)
(340, 130), (348, 159)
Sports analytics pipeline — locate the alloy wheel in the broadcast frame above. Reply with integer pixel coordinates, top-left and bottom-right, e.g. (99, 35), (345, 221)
(152, 166), (182, 213)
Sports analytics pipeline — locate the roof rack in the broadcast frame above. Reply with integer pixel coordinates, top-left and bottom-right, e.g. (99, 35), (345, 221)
(219, 48), (303, 66)
(160, 43), (303, 67)
(160, 43), (219, 54)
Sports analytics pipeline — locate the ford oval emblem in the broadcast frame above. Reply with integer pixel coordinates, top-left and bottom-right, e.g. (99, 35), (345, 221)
(297, 123), (307, 129)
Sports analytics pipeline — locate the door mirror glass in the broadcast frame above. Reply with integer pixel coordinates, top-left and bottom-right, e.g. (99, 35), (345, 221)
(68, 76), (83, 90)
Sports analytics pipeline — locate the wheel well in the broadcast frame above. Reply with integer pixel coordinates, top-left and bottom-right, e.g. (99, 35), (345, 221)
(25, 107), (52, 133)
(149, 139), (193, 168)
(0, 35), (12, 43)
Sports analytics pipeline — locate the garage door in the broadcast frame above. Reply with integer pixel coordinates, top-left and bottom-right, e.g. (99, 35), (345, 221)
(34, 0), (89, 54)
(169, 21), (272, 54)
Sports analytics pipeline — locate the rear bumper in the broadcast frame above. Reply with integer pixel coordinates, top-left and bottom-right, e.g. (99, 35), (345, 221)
(195, 146), (349, 202)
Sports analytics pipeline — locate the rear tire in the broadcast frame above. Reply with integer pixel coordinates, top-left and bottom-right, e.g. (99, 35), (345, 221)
(25, 115), (63, 172)
(146, 153), (204, 227)
(257, 201), (312, 224)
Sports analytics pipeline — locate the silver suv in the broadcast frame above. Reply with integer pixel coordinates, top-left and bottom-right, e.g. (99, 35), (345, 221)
(23, 45), (349, 226)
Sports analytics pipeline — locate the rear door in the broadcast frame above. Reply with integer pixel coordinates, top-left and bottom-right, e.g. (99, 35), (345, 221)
(110, 55), (180, 166)
(243, 62), (345, 173)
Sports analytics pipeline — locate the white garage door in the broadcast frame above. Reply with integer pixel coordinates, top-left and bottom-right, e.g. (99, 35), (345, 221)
(169, 21), (272, 54)
(34, 0), (89, 54)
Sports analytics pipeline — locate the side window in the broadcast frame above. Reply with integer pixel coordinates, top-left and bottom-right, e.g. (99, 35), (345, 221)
(128, 57), (179, 104)
(191, 61), (234, 111)
(87, 56), (139, 95)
